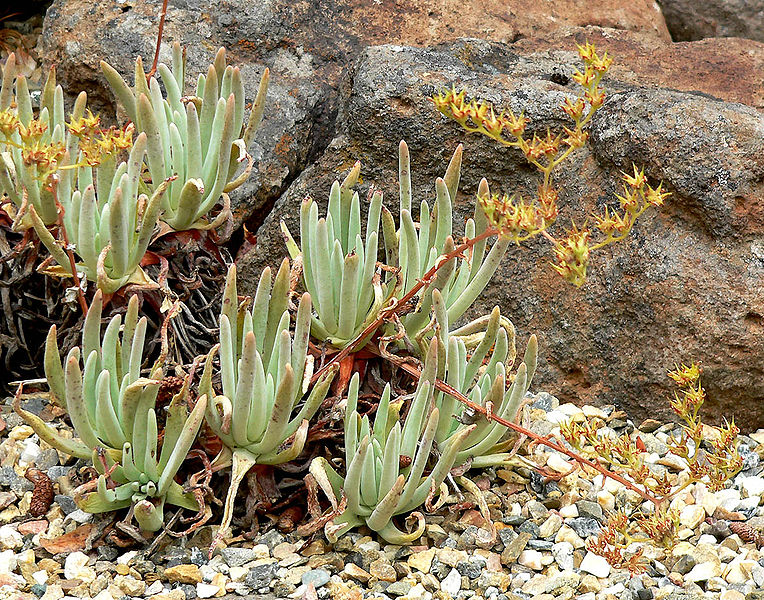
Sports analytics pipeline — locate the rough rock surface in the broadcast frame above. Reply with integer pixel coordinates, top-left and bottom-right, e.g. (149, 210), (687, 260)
(657, 0), (764, 42)
(40, 0), (669, 227)
(40, 1), (764, 427)
(237, 39), (764, 428)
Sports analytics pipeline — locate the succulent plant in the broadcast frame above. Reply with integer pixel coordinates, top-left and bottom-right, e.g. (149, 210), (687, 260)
(309, 371), (475, 544)
(0, 56), (82, 228)
(29, 133), (169, 293)
(382, 141), (510, 353)
(200, 261), (337, 542)
(14, 291), (205, 530)
(101, 42), (268, 231)
(424, 294), (539, 467)
(282, 162), (386, 347)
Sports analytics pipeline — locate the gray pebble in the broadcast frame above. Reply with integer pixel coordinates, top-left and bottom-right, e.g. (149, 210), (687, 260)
(221, 547), (258, 568)
(245, 562), (278, 589)
(575, 500), (603, 521)
(567, 517), (602, 538)
(54, 494), (77, 514)
(302, 569), (330, 588)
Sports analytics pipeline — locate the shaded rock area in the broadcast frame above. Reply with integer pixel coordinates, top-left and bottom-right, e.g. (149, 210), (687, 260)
(40, 0), (669, 228)
(40, 1), (764, 428)
(657, 0), (764, 42)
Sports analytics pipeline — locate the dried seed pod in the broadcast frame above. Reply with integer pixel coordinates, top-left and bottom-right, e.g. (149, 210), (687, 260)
(25, 468), (54, 517)
(729, 521), (764, 547)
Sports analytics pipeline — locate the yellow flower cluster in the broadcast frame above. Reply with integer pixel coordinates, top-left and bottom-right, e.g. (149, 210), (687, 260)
(68, 111), (134, 166)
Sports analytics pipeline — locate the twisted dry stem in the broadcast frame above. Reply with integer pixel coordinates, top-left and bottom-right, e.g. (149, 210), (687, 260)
(384, 350), (661, 506)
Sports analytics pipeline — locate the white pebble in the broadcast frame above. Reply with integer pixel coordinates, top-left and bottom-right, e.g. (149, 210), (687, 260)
(679, 504), (706, 529)
(579, 552), (611, 578)
(32, 570), (48, 585)
(66, 510), (93, 524)
(581, 405), (607, 419)
(196, 583), (221, 598)
(559, 504), (578, 518)
(546, 453), (573, 473)
(116, 550), (139, 565)
(685, 561), (722, 582)
(145, 581), (164, 595)
(517, 550), (544, 570)
(0, 526), (22, 550)
(596, 490), (615, 512)
(0, 550), (18, 575)
(440, 568), (461, 596)
(740, 476), (764, 498)
(64, 551), (96, 583)
(715, 488), (742, 511)
(739, 496), (761, 510)
(18, 440), (41, 467)
(551, 542), (574, 571)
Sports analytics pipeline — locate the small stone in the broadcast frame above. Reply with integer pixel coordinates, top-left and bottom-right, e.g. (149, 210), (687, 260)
(501, 532), (532, 564)
(66, 509), (93, 524)
(596, 490), (615, 512)
(0, 526), (22, 550)
(684, 561), (722, 582)
(440, 568), (461, 597)
(221, 548), (259, 568)
(51, 496), (76, 519)
(18, 520), (47, 536)
(567, 517), (601, 538)
(456, 557), (485, 579)
(724, 558), (756, 584)
(575, 501), (603, 521)
(343, 563), (370, 583)
(196, 582), (220, 599)
(579, 552), (611, 578)
(538, 514), (563, 539)
(301, 540), (327, 556)
(555, 525), (585, 549)
(369, 559), (396, 582)
(517, 550), (543, 570)
(551, 542), (574, 571)
(407, 548), (434, 573)
(64, 552), (95, 583)
(679, 504), (706, 530)
(559, 504), (578, 518)
(244, 562), (277, 589)
(740, 476), (764, 497)
(719, 590), (745, 600)
(546, 454), (572, 473)
(272, 543), (298, 560)
(673, 555), (696, 575)
(386, 580), (413, 596)
(301, 569), (330, 588)
(164, 565), (202, 584)
(148, 591), (185, 600)
(115, 575), (146, 596)
(436, 548), (467, 567)
(145, 581), (164, 595)
(526, 501), (549, 520)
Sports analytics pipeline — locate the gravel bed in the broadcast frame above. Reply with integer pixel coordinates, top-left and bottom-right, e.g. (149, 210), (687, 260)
(0, 392), (762, 600)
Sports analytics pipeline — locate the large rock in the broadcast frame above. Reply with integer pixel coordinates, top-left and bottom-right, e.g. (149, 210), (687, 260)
(237, 38), (764, 428)
(39, 1), (764, 428)
(657, 0), (764, 42)
(39, 0), (669, 228)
